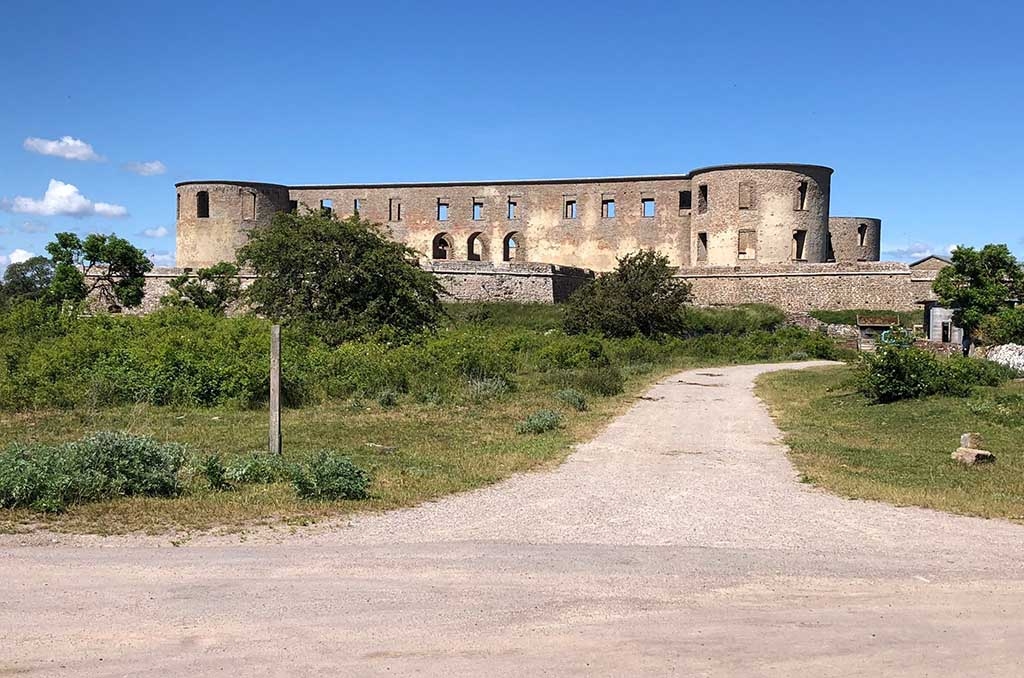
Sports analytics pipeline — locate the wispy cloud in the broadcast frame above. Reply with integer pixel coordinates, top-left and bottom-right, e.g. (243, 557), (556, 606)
(125, 160), (167, 176)
(141, 225), (170, 238)
(2, 179), (127, 218)
(881, 242), (955, 262)
(148, 251), (175, 267)
(19, 220), (48, 234)
(23, 136), (103, 162)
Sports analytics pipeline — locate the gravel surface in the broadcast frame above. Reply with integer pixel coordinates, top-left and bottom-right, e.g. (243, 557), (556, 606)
(2, 361), (1023, 677)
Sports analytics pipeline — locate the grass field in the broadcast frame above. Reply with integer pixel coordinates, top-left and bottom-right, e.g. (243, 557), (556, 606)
(758, 365), (1024, 521)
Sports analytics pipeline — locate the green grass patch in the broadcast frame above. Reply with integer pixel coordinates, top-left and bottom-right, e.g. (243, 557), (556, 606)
(808, 308), (920, 328)
(757, 365), (1024, 521)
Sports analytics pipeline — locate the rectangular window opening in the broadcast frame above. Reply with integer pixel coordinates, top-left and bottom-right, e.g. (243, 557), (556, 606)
(738, 182), (753, 210)
(792, 229), (807, 260)
(320, 198), (333, 217)
(389, 198), (402, 221)
(196, 191), (209, 219)
(858, 223), (867, 247)
(601, 198), (616, 218)
(472, 200), (483, 221)
(507, 198), (518, 220)
(288, 199), (298, 213)
(697, 185), (708, 214)
(437, 199), (449, 221)
(678, 190), (692, 211)
(353, 198), (362, 214)
(243, 192), (256, 220)
(641, 197), (655, 218)
(738, 229), (755, 259)
(564, 198), (577, 219)
(796, 181), (808, 211)
(697, 232), (708, 262)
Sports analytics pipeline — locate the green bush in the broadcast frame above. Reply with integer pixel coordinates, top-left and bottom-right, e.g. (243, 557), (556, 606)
(545, 366), (625, 396)
(515, 409), (563, 434)
(465, 377), (514, 402)
(292, 451), (371, 500)
(856, 345), (1017, 403)
(225, 453), (293, 485)
(554, 388), (588, 411)
(199, 454), (231, 491)
(0, 432), (185, 513)
(536, 335), (610, 370)
(980, 307), (1024, 345)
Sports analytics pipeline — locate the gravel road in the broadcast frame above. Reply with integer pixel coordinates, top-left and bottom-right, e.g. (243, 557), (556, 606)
(2, 361), (1022, 677)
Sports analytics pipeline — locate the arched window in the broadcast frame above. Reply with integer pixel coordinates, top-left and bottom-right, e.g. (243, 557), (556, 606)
(432, 232), (453, 260)
(502, 232), (523, 262)
(196, 191), (210, 218)
(467, 232), (488, 261)
(857, 223), (868, 247)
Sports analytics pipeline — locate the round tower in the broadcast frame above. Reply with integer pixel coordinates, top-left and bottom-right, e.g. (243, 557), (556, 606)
(688, 164), (833, 266)
(175, 181), (291, 268)
(827, 217), (881, 262)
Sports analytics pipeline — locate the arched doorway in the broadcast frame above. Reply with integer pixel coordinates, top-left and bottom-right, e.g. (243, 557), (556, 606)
(502, 232), (523, 262)
(467, 232), (489, 261)
(432, 232), (454, 259)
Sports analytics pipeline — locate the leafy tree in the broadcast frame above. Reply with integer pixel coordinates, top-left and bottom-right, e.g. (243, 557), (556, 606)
(236, 210), (444, 343)
(933, 244), (1023, 352)
(564, 249), (692, 338)
(0, 256), (54, 307)
(45, 232), (153, 309)
(160, 261), (242, 315)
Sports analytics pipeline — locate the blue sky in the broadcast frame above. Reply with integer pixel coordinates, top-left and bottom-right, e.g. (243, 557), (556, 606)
(1, 0), (1022, 270)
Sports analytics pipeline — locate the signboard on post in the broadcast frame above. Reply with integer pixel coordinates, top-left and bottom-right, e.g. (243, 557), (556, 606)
(269, 324), (282, 455)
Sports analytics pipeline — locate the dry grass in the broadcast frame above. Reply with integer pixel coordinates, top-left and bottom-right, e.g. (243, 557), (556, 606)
(0, 368), (682, 535)
(757, 365), (1024, 522)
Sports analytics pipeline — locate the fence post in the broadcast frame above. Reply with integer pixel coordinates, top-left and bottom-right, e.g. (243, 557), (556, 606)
(269, 324), (282, 455)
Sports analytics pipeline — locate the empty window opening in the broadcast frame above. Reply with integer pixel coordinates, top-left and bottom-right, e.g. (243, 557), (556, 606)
(196, 191), (210, 218)
(467, 232), (487, 261)
(941, 321), (952, 343)
(320, 198), (333, 217)
(507, 198), (518, 220)
(792, 229), (807, 260)
(601, 198), (616, 218)
(678, 190), (692, 211)
(176, 193), (181, 219)
(437, 200), (449, 221)
(353, 198), (362, 214)
(857, 223), (868, 247)
(697, 232), (708, 262)
(564, 198), (577, 219)
(826, 235), (836, 262)
(738, 181), (753, 210)
(795, 181), (808, 211)
(503, 232), (522, 262)
(697, 185), (708, 214)
(288, 200), (298, 213)
(641, 198), (656, 218)
(737, 230), (756, 259)
(473, 200), (483, 221)
(389, 198), (402, 221)
(432, 232), (453, 259)
(243, 192), (256, 220)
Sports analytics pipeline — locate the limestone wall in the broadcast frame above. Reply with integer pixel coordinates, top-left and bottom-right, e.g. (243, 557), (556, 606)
(828, 217), (882, 262)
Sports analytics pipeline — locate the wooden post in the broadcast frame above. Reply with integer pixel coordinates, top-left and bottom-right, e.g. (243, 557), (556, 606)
(269, 324), (282, 455)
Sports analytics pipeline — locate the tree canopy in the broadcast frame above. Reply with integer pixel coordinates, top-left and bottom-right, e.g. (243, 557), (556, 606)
(933, 244), (1023, 349)
(160, 262), (242, 315)
(45, 232), (153, 309)
(0, 256), (54, 307)
(564, 249), (692, 338)
(236, 210), (444, 343)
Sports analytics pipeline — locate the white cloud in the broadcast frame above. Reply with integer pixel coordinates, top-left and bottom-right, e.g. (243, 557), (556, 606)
(881, 242), (950, 262)
(3, 179), (128, 218)
(23, 136), (103, 162)
(148, 251), (175, 267)
(125, 160), (167, 176)
(141, 225), (170, 238)
(9, 248), (35, 264)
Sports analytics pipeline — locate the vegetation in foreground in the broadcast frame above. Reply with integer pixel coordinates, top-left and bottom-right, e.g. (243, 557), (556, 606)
(0, 299), (846, 534)
(758, 365), (1024, 522)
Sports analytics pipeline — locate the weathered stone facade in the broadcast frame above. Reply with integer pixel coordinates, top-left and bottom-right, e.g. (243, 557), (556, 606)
(175, 163), (880, 273)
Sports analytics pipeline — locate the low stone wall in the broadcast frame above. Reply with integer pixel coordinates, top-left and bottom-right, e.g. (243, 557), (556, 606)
(676, 262), (940, 312)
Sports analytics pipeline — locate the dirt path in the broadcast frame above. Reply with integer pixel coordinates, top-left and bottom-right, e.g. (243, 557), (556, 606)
(3, 362), (1023, 677)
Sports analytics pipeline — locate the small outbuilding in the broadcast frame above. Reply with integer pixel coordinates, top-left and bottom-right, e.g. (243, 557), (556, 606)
(856, 314), (901, 352)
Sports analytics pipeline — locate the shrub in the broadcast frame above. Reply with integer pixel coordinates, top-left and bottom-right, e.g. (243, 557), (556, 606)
(564, 250), (691, 338)
(536, 335), (610, 371)
(466, 377), (514, 402)
(980, 307), (1024, 345)
(225, 453), (293, 485)
(0, 432), (185, 513)
(199, 454), (231, 491)
(515, 409), (563, 434)
(554, 388), (588, 411)
(292, 451), (371, 501)
(376, 390), (398, 409)
(857, 345), (1017, 403)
